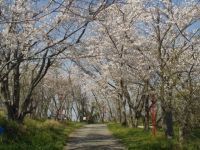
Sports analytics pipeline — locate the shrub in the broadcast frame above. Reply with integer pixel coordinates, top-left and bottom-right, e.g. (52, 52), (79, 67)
(0, 118), (82, 150)
(108, 123), (200, 150)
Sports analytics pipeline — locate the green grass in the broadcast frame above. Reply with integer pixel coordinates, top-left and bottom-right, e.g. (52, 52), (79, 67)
(107, 123), (200, 150)
(0, 117), (82, 150)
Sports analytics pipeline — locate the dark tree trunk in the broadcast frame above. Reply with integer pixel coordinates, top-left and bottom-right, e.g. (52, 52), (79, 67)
(144, 95), (150, 131)
(164, 111), (174, 138)
(143, 79), (150, 131)
(122, 109), (127, 126)
(12, 61), (20, 120)
(121, 94), (127, 126)
(120, 78), (128, 127)
(179, 125), (190, 143)
(117, 97), (122, 123)
(129, 107), (134, 127)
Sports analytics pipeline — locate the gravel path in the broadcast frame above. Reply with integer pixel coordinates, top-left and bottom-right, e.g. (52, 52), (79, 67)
(64, 124), (126, 150)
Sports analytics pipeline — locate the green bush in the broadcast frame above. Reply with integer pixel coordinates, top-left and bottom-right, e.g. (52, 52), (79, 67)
(0, 117), (82, 150)
(107, 123), (200, 150)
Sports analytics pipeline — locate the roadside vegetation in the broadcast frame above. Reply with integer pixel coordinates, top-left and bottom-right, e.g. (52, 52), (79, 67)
(0, 116), (82, 150)
(108, 123), (200, 150)
(0, 0), (199, 149)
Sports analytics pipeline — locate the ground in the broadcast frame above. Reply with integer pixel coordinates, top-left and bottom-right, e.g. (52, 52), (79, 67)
(65, 124), (126, 150)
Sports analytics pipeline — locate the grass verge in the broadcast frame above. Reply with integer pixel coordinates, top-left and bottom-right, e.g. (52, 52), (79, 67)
(0, 117), (82, 150)
(107, 123), (200, 150)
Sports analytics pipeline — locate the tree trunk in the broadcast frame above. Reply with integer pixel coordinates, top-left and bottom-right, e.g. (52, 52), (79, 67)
(105, 97), (113, 121)
(134, 116), (139, 128)
(144, 95), (150, 131)
(164, 110), (174, 138)
(120, 94), (127, 126)
(116, 97), (122, 123)
(12, 58), (20, 120)
(179, 125), (190, 144)
(122, 110), (127, 126)
(144, 79), (149, 131)
(129, 107), (134, 127)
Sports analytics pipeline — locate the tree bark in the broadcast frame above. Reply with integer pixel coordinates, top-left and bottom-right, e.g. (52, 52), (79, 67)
(164, 110), (174, 138)
(144, 95), (150, 131)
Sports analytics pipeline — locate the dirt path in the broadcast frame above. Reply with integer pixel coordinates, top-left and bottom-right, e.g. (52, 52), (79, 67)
(64, 124), (126, 150)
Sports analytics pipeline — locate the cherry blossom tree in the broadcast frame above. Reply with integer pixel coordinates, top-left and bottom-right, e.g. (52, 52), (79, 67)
(79, 0), (199, 142)
(0, 0), (115, 122)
